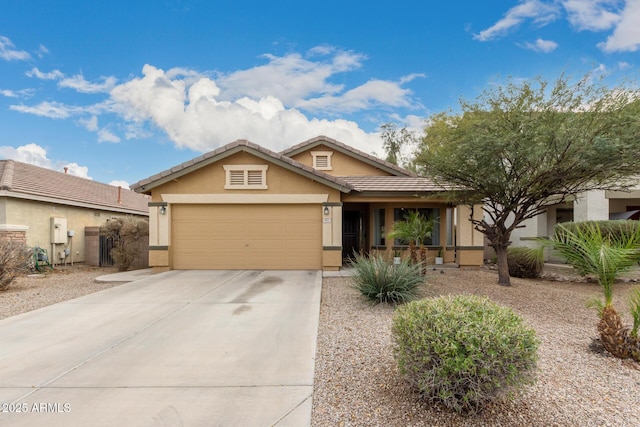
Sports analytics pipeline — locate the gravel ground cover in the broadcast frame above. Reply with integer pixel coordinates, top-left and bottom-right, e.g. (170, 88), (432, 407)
(3, 264), (640, 425)
(0, 265), (124, 320)
(312, 267), (640, 427)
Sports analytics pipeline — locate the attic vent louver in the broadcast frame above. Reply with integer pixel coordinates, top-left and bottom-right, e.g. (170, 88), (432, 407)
(223, 165), (268, 189)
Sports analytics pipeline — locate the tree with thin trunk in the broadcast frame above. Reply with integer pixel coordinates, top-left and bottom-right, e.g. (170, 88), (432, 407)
(416, 74), (640, 286)
(380, 122), (420, 170)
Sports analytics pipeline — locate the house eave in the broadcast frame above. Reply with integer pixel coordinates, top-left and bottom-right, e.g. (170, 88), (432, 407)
(132, 144), (353, 194)
(282, 136), (417, 177)
(0, 190), (149, 216)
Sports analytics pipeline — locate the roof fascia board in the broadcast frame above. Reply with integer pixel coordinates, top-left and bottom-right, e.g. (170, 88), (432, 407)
(136, 145), (352, 194)
(0, 190), (148, 216)
(284, 139), (413, 177)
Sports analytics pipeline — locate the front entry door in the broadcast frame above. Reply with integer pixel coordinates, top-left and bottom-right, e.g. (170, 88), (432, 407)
(343, 210), (361, 259)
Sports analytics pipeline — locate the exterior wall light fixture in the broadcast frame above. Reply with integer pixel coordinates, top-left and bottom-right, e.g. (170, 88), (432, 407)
(159, 206), (167, 215)
(323, 206), (330, 215)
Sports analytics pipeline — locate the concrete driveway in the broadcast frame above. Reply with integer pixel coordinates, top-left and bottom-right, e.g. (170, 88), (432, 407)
(0, 269), (322, 427)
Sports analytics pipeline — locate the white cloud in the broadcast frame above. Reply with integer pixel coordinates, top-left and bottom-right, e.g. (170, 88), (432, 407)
(26, 67), (64, 80)
(59, 74), (118, 93)
(297, 78), (417, 113)
(0, 35), (30, 61)
(521, 38), (559, 52)
(12, 47), (420, 157)
(0, 88), (35, 98)
(79, 115), (121, 143)
(598, 0), (640, 52)
(217, 49), (364, 105)
(36, 44), (49, 58)
(9, 101), (82, 119)
(474, 1), (560, 41)
(563, 0), (621, 31)
(108, 62), (391, 155)
(0, 143), (52, 168)
(109, 180), (130, 188)
(98, 129), (121, 143)
(477, 1), (640, 53)
(79, 115), (99, 131)
(0, 143), (93, 179)
(63, 162), (91, 179)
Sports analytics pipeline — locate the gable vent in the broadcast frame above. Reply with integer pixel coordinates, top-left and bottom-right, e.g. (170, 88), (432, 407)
(229, 170), (245, 186)
(224, 165), (268, 190)
(311, 151), (333, 171)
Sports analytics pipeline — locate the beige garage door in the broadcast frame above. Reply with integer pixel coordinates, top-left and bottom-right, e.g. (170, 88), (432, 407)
(171, 204), (322, 270)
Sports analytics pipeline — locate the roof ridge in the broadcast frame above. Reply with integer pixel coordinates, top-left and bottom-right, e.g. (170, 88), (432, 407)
(281, 135), (418, 177)
(131, 138), (354, 193)
(0, 159), (15, 190)
(1, 160), (149, 213)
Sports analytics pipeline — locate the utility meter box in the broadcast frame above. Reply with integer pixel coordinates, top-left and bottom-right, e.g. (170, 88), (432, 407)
(51, 217), (68, 244)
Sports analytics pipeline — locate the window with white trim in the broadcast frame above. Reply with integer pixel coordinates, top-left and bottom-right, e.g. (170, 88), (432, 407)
(223, 165), (268, 189)
(311, 151), (333, 170)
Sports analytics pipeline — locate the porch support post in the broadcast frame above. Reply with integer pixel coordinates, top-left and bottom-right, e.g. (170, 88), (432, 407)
(322, 202), (343, 271)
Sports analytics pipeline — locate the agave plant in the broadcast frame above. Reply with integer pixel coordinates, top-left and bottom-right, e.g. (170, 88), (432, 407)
(387, 211), (434, 275)
(546, 222), (640, 360)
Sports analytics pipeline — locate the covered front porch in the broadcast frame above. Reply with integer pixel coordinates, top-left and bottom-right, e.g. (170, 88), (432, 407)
(339, 200), (484, 268)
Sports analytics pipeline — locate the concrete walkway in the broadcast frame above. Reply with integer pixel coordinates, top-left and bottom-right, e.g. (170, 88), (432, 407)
(0, 269), (322, 427)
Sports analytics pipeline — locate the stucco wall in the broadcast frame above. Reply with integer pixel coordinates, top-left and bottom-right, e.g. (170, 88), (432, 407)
(4, 198), (147, 264)
(151, 151), (342, 203)
(289, 144), (393, 177)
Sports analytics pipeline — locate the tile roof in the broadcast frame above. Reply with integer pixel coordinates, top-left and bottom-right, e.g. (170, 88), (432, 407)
(281, 135), (419, 177)
(130, 139), (354, 194)
(0, 160), (149, 214)
(343, 176), (449, 193)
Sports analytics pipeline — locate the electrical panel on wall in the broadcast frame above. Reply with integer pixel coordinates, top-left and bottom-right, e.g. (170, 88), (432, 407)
(50, 217), (68, 244)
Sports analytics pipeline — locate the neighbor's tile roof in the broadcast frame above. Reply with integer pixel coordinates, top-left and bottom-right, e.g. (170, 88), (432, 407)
(281, 135), (419, 177)
(131, 139), (354, 193)
(0, 160), (149, 214)
(343, 176), (449, 193)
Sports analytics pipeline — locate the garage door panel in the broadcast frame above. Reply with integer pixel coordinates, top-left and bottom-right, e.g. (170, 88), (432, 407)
(171, 204), (321, 270)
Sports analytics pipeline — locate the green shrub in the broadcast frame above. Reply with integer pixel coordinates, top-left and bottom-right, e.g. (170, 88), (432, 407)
(507, 247), (544, 278)
(100, 217), (149, 271)
(351, 253), (424, 304)
(0, 238), (32, 291)
(392, 295), (539, 414)
(556, 220), (640, 242)
(629, 288), (640, 339)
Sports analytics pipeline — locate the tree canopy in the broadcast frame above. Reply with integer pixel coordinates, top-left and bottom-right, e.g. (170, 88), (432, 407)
(416, 74), (640, 286)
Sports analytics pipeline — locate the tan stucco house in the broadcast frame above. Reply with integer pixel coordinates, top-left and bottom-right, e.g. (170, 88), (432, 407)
(131, 136), (484, 272)
(0, 160), (149, 265)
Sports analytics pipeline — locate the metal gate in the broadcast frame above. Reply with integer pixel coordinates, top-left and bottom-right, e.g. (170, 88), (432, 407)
(99, 235), (115, 266)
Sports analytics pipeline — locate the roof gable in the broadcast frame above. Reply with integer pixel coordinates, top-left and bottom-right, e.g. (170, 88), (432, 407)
(281, 135), (418, 177)
(130, 139), (353, 194)
(0, 160), (149, 214)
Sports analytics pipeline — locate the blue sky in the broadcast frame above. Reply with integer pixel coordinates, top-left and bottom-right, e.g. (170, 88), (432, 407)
(1, 0), (639, 187)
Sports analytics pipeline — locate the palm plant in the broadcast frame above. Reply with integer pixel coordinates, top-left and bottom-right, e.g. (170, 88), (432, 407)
(388, 211), (434, 275)
(546, 223), (640, 360)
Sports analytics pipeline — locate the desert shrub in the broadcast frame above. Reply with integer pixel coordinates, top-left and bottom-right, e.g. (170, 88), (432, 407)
(507, 247), (544, 278)
(100, 217), (149, 271)
(553, 221), (640, 273)
(556, 220), (640, 241)
(392, 295), (539, 414)
(0, 239), (32, 291)
(351, 253), (424, 304)
(629, 288), (640, 339)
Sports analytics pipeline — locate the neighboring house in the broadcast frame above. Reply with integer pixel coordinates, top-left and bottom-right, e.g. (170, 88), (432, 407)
(0, 160), (149, 266)
(131, 136), (485, 272)
(508, 182), (640, 259)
